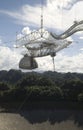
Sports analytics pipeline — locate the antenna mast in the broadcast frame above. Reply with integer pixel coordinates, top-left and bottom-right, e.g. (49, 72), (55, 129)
(41, 0), (43, 37)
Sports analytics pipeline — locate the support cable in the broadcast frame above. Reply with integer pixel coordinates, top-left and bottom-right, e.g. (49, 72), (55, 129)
(52, 56), (55, 72)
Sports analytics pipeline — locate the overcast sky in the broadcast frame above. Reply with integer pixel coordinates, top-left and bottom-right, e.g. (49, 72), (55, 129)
(0, 0), (83, 73)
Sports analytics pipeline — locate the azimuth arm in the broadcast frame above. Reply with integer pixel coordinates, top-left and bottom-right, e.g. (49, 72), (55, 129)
(50, 20), (83, 39)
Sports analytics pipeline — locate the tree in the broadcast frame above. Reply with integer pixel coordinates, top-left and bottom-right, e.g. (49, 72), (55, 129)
(78, 93), (83, 102)
(0, 82), (9, 91)
(61, 80), (83, 101)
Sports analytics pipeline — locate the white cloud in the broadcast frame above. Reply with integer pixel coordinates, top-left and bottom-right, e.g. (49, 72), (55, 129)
(79, 36), (83, 39)
(0, 46), (22, 70)
(47, 0), (83, 10)
(80, 48), (83, 51)
(0, 37), (2, 45)
(0, 44), (83, 73)
(0, 39), (2, 44)
(22, 26), (31, 35)
(16, 33), (23, 39)
(36, 52), (83, 73)
(0, 0), (83, 31)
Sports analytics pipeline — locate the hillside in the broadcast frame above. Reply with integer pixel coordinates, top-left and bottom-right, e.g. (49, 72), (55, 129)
(0, 69), (83, 110)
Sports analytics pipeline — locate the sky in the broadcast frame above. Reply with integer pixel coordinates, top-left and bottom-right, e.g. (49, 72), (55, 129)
(0, 0), (83, 73)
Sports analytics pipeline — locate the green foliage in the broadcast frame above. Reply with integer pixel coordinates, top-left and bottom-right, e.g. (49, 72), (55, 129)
(0, 82), (10, 100)
(61, 80), (83, 101)
(78, 93), (83, 101)
(0, 82), (9, 91)
(26, 86), (63, 101)
(16, 74), (54, 87)
(0, 70), (83, 104)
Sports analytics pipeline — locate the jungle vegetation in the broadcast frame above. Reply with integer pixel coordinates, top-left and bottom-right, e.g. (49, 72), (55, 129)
(0, 69), (83, 109)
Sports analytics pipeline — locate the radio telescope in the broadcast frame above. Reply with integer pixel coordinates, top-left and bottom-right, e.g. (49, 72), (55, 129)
(15, 1), (83, 70)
